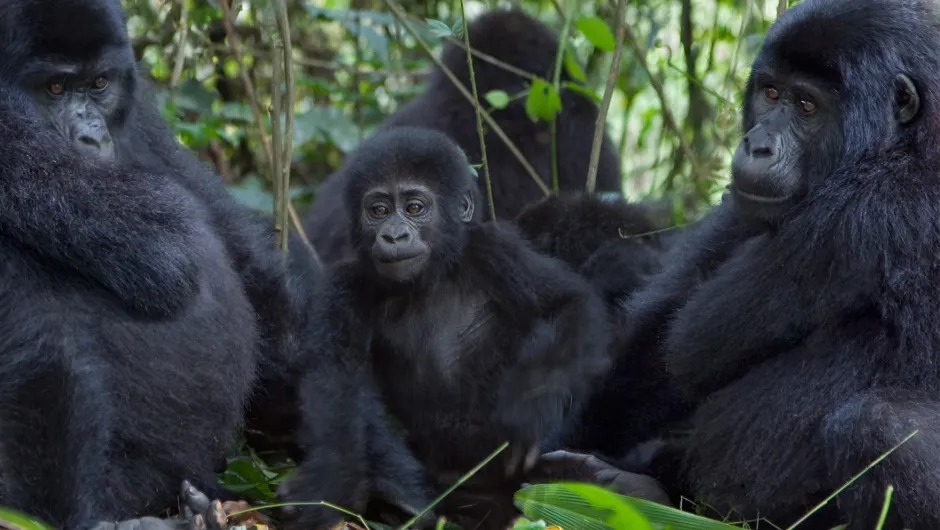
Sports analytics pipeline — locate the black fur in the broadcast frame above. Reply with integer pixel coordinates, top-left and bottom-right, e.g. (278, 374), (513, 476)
(514, 193), (669, 305)
(514, 193), (689, 458)
(624, 0), (940, 527)
(0, 78), (257, 529)
(0, 0), (319, 523)
(284, 127), (611, 529)
(302, 8), (623, 265)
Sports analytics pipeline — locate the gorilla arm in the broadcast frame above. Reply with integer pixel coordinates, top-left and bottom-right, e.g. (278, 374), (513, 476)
(280, 267), (430, 529)
(466, 222), (612, 462)
(0, 98), (202, 319)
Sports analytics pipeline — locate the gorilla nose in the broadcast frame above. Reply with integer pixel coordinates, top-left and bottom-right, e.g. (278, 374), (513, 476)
(73, 125), (114, 160)
(744, 130), (778, 158)
(381, 229), (412, 244)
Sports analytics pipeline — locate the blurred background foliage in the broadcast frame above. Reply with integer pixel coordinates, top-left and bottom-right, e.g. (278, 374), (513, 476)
(122, 0), (794, 226)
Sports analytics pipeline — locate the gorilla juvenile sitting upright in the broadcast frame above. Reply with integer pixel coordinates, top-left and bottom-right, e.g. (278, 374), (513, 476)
(622, 0), (940, 528)
(282, 127), (612, 530)
(0, 78), (257, 530)
(303, 8), (624, 265)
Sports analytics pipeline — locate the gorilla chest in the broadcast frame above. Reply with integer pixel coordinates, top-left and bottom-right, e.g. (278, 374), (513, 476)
(372, 286), (498, 390)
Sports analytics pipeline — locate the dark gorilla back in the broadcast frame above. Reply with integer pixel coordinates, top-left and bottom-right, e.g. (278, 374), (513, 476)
(302, 9), (623, 265)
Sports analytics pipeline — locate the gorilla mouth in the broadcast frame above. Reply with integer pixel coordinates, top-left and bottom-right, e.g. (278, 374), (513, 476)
(732, 185), (790, 205)
(375, 249), (425, 264)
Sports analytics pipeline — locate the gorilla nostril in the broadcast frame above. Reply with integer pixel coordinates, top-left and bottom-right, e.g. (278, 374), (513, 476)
(752, 145), (775, 157)
(381, 234), (396, 244)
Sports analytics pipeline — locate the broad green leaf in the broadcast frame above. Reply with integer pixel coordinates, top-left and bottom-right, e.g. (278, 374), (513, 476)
(525, 78), (562, 123)
(173, 78), (218, 114)
(563, 45), (587, 83)
(425, 18), (453, 38)
(485, 90), (511, 109)
(451, 19), (465, 38)
(0, 507), (53, 530)
(614, 494), (741, 529)
(563, 81), (602, 104)
(575, 16), (616, 52)
(515, 482), (652, 530)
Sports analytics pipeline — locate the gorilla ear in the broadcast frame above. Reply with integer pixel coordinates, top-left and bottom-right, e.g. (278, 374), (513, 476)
(460, 192), (475, 223)
(894, 74), (920, 125)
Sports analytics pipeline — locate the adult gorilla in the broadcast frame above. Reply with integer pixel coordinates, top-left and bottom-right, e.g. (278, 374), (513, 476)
(0, 54), (256, 530)
(0, 0), (317, 526)
(302, 9), (624, 265)
(618, 0), (940, 528)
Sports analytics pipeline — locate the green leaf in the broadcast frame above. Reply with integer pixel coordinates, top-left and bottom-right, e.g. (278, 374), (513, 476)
(563, 81), (602, 104)
(451, 19), (465, 38)
(173, 78), (218, 114)
(563, 45), (587, 83)
(575, 16), (616, 52)
(226, 175), (275, 213)
(0, 507), (54, 530)
(425, 18), (453, 38)
(485, 90), (511, 109)
(515, 482), (652, 530)
(518, 482), (742, 530)
(510, 519), (548, 530)
(525, 78), (562, 123)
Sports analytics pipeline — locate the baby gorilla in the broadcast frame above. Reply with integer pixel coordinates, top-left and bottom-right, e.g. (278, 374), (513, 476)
(282, 126), (611, 530)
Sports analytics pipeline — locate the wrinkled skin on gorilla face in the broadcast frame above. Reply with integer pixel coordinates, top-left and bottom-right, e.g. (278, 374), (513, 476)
(0, 0), (136, 161)
(360, 183), (475, 283)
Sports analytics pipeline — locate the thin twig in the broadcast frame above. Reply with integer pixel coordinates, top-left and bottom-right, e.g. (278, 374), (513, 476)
(777, 0), (788, 17)
(586, 0), (626, 192)
(218, 0), (321, 267)
(264, 6), (286, 250)
(352, 13), (365, 142)
(169, 0), (190, 87)
(274, 0), (295, 253)
(383, 0), (550, 196)
(621, 17), (707, 185)
(549, 2), (574, 192)
(457, 0), (496, 221)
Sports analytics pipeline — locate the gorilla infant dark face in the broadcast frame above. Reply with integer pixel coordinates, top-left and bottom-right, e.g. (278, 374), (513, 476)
(361, 183), (435, 282)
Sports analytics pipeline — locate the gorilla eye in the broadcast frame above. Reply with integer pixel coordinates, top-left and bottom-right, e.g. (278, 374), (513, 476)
(92, 76), (108, 91)
(371, 204), (389, 216)
(764, 86), (779, 100)
(404, 202), (424, 216)
(800, 99), (817, 114)
(47, 80), (65, 96)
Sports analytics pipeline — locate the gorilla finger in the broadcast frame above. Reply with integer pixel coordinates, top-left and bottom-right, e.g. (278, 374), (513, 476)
(204, 500), (227, 530)
(180, 480), (212, 515)
(504, 445), (523, 476)
(189, 514), (206, 530)
(523, 443), (540, 471)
